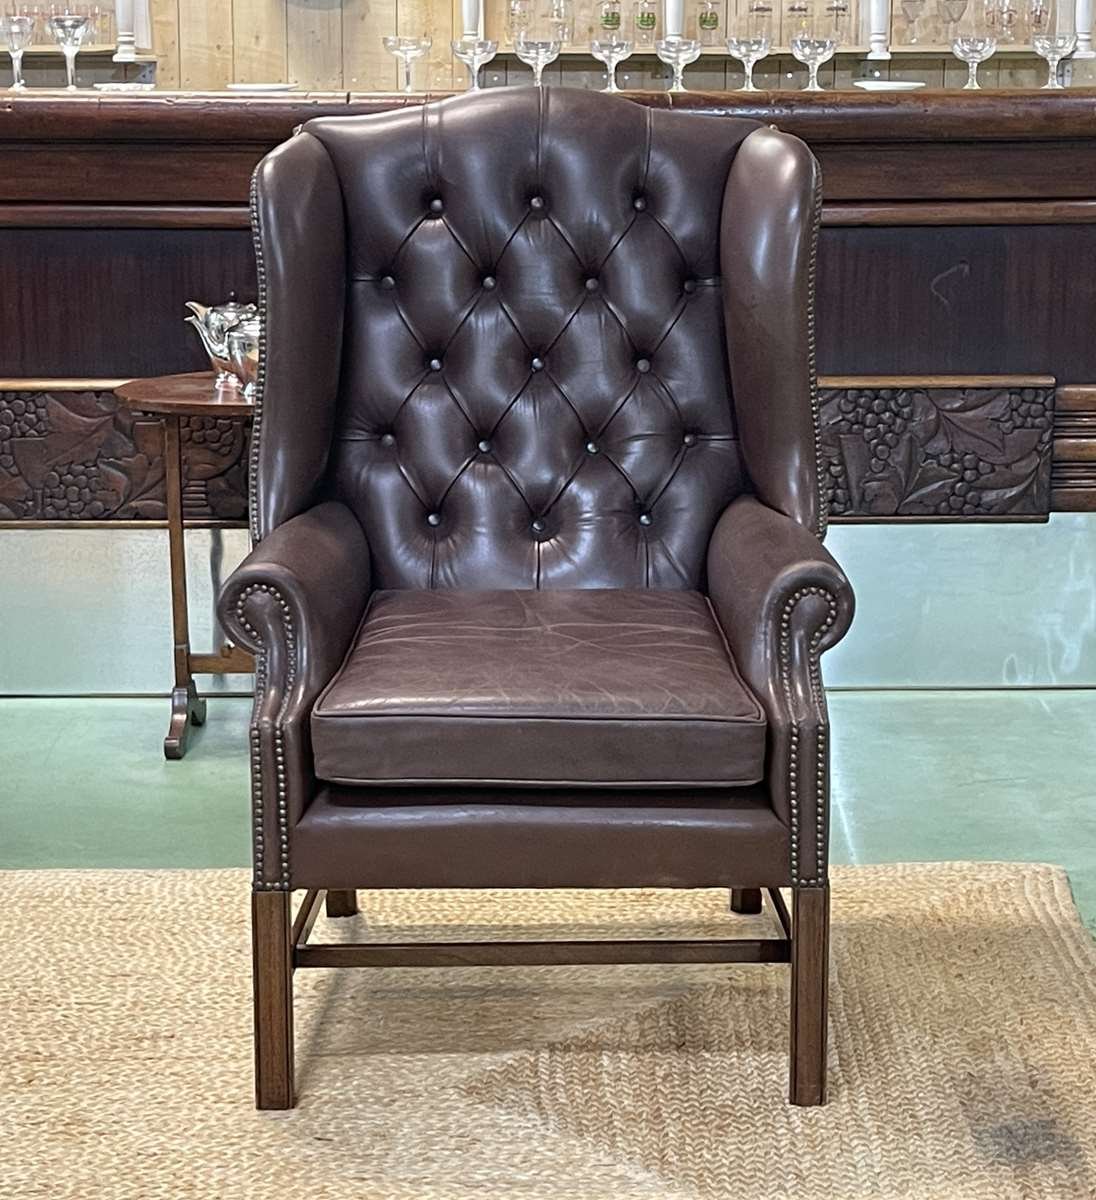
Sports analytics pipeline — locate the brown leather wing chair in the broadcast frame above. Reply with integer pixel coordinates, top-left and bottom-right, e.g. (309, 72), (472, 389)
(219, 87), (854, 1112)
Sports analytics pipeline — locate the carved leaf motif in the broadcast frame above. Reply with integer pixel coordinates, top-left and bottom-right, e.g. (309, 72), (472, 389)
(41, 397), (114, 468)
(103, 453), (167, 520)
(838, 434), (871, 511)
(0, 472), (31, 516)
(927, 409), (1007, 463)
(10, 438), (49, 489)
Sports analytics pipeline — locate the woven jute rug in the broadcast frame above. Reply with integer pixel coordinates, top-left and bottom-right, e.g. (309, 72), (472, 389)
(4, 863), (1096, 1199)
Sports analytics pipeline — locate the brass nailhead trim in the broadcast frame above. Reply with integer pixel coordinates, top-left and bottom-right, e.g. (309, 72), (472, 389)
(808, 164), (827, 540)
(779, 584), (837, 888)
(236, 582), (296, 891)
(248, 167), (268, 546)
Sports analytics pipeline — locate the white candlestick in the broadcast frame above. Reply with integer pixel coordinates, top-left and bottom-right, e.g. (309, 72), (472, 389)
(1076, 0), (1094, 56)
(461, 0), (481, 37)
(867, 0), (891, 57)
(113, 0), (136, 61)
(665, 0), (684, 35)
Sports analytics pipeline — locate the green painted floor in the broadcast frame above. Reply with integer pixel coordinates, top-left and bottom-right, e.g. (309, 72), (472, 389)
(2, 692), (1094, 928)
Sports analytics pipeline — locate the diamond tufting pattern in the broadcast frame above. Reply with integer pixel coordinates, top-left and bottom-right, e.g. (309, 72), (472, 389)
(304, 89), (759, 590)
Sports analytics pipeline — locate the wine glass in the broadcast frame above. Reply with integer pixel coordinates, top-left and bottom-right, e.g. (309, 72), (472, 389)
(951, 3), (996, 89)
(726, 7), (772, 90)
(1032, 0), (1075, 85)
(548, 0), (575, 44)
(507, 0), (532, 45)
(938, 0), (968, 37)
(900, 0), (926, 41)
(655, 35), (701, 92)
(382, 35), (432, 93)
(788, 6), (838, 91)
(590, 31), (633, 91)
(451, 35), (497, 89)
(4, 14), (33, 89)
(515, 29), (560, 85)
(47, 12), (89, 91)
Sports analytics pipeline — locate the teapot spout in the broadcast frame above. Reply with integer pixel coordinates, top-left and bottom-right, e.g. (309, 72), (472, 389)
(185, 312), (223, 359)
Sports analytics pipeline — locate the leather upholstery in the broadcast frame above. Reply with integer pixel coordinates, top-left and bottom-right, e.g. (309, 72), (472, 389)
(218, 87), (855, 895)
(311, 588), (766, 787)
(300, 88), (756, 589)
(292, 786), (790, 889)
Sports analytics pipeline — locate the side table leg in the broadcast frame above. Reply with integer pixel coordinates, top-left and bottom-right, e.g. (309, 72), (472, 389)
(163, 414), (206, 760)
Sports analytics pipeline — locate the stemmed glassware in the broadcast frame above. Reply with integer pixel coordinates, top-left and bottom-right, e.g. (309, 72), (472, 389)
(654, 35), (701, 92)
(1032, 0), (1075, 86)
(590, 30), (633, 91)
(788, 4), (839, 91)
(900, 0), (926, 41)
(515, 28), (560, 84)
(4, 14), (33, 89)
(951, 4), (996, 88)
(726, 6), (772, 91)
(938, 0), (969, 37)
(548, 0), (575, 44)
(451, 35), (497, 89)
(47, 12), (89, 91)
(382, 35), (432, 93)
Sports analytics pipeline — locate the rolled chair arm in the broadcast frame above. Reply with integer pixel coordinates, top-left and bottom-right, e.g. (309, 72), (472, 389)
(707, 496), (854, 887)
(218, 500), (372, 890)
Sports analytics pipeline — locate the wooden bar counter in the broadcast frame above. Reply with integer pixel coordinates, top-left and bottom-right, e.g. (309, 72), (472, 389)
(2, 89), (1094, 523)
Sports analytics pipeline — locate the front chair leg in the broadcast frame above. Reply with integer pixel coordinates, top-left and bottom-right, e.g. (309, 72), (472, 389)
(789, 884), (830, 1106)
(730, 887), (763, 914)
(252, 890), (295, 1110)
(325, 889), (358, 918)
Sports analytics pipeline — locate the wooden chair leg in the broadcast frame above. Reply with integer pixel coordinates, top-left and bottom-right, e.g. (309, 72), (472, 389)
(252, 890), (295, 1110)
(325, 889), (359, 918)
(730, 887), (763, 914)
(789, 884), (830, 1106)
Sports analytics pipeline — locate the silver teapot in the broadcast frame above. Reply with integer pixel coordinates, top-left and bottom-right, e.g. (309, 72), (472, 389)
(184, 296), (258, 387)
(226, 317), (262, 399)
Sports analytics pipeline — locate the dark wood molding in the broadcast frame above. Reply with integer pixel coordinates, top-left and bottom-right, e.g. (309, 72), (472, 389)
(822, 200), (1096, 228)
(1051, 384), (1096, 512)
(0, 204), (250, 229)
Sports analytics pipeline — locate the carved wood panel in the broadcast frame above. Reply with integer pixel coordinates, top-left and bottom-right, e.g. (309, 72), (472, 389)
(819, 381), (1055, 519)
(0, 388), (249, 521)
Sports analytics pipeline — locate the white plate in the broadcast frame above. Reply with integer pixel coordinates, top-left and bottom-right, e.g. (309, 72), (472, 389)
(853, 79), (927, 91)
(226, 82), (299, 92)
(93, 82), (156, 91)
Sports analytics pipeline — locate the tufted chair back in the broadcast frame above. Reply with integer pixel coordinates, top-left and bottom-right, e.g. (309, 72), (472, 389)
(305, 89), (759, 590)
(250, 88), (831, 589)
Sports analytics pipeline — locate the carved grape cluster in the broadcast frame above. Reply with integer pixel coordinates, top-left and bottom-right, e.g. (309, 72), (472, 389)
(826, 389), (916, 511)
(182, 416), (238, 458)
(42, 461), (106, 519)
(0, 394), (48, 473)
(924, 451), (994, 514)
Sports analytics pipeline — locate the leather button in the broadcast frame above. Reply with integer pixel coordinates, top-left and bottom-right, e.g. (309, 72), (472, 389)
(428, 357), (443, 372)
(477, 438), (491, 453)
(633, 195), (647, 211)
(531, 518), (546, 533)
(529, 195), (545, 210)
(683, 278), (697, 294)
(380, 275), (396, 290)
(682, 432), (697, 447)
(531, 356), (545, 372)
(636, 358), (651, 373)
(638, 512), (653, 526)
(429, 197), (444, 214)
(585, 440), (599, 454)
(426, 512), (442, 527)
(585, 277), (600, 292)
(380, 433), (396, 448)
(482, 275), (497, 290)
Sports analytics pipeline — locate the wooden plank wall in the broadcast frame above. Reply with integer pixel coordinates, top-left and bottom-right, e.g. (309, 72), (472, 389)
(143, 0), (1049, 91)
(150, 0), (461, 89)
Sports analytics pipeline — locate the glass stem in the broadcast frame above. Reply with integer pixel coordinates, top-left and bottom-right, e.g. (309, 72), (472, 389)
(672, 64), (684, 91)
(1046, 55), (1061, 86)
(11, 49), (24, 88)
(606, 61), (619, 91)
(533, 62), (544, 86)
(967, 59), (978, 88)
(403, 58), (413, 93)
(64, 47), (76, 90)
(807, 61), (820, 90)
(468, 62), (480, 90)
(743, 59), (756, 91)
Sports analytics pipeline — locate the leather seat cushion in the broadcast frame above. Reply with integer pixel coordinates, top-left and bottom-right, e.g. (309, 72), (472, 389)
(311, 588), (766, 787)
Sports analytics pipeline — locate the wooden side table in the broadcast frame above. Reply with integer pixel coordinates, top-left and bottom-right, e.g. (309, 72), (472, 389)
(116, 372), (254, 759)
